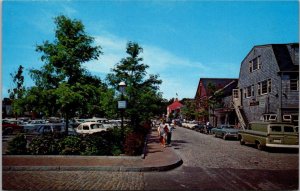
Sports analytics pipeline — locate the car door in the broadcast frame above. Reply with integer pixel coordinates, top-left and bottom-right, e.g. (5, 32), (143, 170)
(42, 125), (52, 134)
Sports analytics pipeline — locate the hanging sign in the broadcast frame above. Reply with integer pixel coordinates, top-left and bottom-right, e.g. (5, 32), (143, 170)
(118, 101), (127, 109)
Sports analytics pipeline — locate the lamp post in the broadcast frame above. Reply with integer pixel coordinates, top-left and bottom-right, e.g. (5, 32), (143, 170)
(118, 81), (127, 137)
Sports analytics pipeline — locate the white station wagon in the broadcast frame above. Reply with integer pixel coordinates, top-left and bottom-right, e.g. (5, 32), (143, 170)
(76, 122), (107, 134)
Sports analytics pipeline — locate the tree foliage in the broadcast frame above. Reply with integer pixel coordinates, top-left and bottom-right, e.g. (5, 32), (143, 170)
(107, 42), (163, 128)
(26, 15), (104, 134)
(8, 65), (26, 118)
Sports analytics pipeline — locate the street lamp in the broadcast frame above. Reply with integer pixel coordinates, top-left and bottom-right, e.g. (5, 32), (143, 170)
(118, 81), (127, 136)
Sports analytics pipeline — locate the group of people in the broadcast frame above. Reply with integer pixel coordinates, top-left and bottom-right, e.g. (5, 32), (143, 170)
(157, 120), (174, 148)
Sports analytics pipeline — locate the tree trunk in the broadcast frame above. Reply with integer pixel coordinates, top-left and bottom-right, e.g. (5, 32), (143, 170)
(65, 114), (69, 136)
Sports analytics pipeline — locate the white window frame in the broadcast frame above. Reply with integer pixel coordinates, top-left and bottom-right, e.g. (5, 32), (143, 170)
(249, 61), (253, 73)
(250, 56), (261, 73)
(258, 79), (271, 95)
(246, 86), (252, 98)
(257, 82), (261, 95)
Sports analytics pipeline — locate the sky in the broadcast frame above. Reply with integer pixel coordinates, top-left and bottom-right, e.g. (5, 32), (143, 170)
(2, 1), (299, 100)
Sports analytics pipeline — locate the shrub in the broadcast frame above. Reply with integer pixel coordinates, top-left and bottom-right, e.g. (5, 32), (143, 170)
(58, 136), (83, 155)
(28, 134), (59, 155)
(81, 132), (111, 155)
(6, 134), (28, 155)
(124, 132), (145, 156)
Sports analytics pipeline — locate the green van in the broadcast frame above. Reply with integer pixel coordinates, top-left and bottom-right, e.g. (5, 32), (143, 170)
(238, 122), (299, 150)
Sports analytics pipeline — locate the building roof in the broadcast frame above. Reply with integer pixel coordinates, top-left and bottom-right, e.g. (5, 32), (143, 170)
(195, 78), (238, 99)
(242, 43), (299, 72)
(272, 44), (299, 72)
(167, 100), (183, 111)
(213, 79), (238, 97)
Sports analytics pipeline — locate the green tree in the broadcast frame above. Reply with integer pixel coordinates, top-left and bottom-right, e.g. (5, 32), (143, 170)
(107, 42), (162, 129)
(207, 83), (223, 126)
(30, 15), (103, 134)
(181, 99), (197, 120)
(8, 65), (26, 118)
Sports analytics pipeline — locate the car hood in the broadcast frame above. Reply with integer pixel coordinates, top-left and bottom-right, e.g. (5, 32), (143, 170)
(224, 128), (239, 133)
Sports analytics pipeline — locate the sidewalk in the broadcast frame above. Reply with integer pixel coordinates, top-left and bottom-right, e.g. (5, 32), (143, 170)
(2, 127), (183, 172)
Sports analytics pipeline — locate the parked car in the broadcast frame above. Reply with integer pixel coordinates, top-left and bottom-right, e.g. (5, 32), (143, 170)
(22, 124), (43, 133)
(33, 123), (77, 136)
(108, 120), (122, 127)
(27, 119), (46, 125)
(174, 119), (182, 127)
(76, 122), (107, 134)
(84, 118), (108, 124)
(212, 125), (238, 140)
(193, 124), (206, 133)
(239, 122), (298, 150)
(2, 121), (24, 135)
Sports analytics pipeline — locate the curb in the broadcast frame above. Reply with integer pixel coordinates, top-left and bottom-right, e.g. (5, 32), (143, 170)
(3, 159), (183, 172)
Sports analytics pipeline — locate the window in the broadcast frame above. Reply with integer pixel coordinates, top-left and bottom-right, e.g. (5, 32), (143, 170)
(258, 79), (271, 95)
(83, 125), (89, 130)
(253, 57), (258, 70)
(261, 80), (268, 94)
(249, 56), (261, 73)
(244, 88), (247, 98)
(283, 115), (292, 122)
(233, 89), (239, 99)
(246, 86), (251, 98)
(284, 126), (294, 133)
(290, 75), (299, 91)
(269, 114), (277, 121)
(268, 79), (271, 93)
(270, 126), (282, 132)
(257, 83), (261, 95)
(251, 85), (254, 97)
(246, 85), (254, 98)
(295, 127), (298, 133)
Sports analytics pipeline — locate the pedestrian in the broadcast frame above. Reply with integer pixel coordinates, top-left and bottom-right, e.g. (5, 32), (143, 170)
(163, 123), (170, 147)
(158, 121), (166, 147)
(166, 122), (174, 145)
(206, 121), (212, 134)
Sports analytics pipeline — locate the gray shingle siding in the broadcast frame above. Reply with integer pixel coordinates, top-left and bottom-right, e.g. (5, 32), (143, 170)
(238, 44), (299, 122)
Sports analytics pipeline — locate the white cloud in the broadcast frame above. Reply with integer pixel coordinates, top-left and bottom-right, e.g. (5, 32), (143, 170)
(83, 33), (238, 99)
(83, 34), (205, 99)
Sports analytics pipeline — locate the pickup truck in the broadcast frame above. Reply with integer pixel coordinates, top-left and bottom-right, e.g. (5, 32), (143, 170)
(238, 122), (298, 150)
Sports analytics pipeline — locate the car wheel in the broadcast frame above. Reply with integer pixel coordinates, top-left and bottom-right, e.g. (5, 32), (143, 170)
(256, 141), (263, 151)
(222, 134), (226, 140)
(214, 133), (217, 137)
(240, 138), (245, 145)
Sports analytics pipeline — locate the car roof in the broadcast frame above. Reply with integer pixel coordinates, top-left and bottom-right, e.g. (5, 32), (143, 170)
(80, 122), (102, 125)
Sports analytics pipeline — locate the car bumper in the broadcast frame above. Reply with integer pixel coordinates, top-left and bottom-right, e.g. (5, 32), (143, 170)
(266, 144), (299, 149)
(225, 134), (238, 138)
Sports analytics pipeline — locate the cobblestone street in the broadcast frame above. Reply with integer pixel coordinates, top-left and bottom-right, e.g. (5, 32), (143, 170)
(144, 126), (299, 190)
(3, 126), (298, 190)
(3, 171), (144, 190)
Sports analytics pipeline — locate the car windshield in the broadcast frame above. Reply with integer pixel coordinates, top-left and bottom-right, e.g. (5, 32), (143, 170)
(223, 126), (233, 129)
